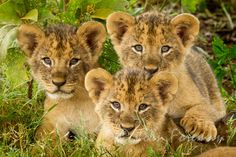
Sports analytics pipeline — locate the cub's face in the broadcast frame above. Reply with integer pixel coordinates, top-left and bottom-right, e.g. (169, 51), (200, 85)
(85, 68), (178, 145)
(107, 12), (199, 74)
(18, 22), (106, 99)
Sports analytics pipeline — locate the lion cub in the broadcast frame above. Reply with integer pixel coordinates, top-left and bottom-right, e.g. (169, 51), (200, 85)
(85, 68), (179, 156)
(198, 147), (236, 157)
(17, 22), (106, 141)
(106, 11), (226, 141)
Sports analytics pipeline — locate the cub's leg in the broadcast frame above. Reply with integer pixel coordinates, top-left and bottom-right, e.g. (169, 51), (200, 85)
(35, 119), (57, 141)
(35, 118), (69, 142)
(180, 104), (223, 142)
(96, 129), (115, 154)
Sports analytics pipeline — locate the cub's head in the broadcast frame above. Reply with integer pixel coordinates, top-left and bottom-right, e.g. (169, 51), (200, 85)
(85, 68), (178, 145)
(107, 12), (199, 74)
(17, 22), (106, 99)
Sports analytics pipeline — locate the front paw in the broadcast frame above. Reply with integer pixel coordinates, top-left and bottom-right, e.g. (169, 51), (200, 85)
(180, 116), (217, 142)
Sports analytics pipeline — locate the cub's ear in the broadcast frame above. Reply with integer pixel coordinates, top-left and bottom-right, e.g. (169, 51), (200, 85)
(171, 13), (199, 48)
(106, 12), (135, 45)
(150, 72), (178, 104)
(77, 21), (106, 60)
(17, 24), (45, 57)
(85, 68), (113, 104)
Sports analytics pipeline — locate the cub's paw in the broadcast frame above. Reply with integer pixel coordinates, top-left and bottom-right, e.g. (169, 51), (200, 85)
(180, 116), (217, 142)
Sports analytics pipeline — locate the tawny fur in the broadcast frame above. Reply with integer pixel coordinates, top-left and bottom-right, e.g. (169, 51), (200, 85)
(106, 11), (226, 142)
(198, 147), (236, 157)
(17, 22), (106, 141)
(85, 68), (235, 156)
(85, 68), (179, 156)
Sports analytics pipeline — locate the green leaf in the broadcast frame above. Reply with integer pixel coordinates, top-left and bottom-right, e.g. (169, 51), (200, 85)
(98, 39), (121, 74)
(0, 24), (15, 44)
(93, 0), (128, 19)
(230, 45), (236, 59)
(215, 67), (226, 87)
(0, 26), (18, 59)
(208, 60), (219, 69)
(4, 50), (29, 88)
(38, 7), (55, 23)
(95, 0), (128, 11)
(21, 9), (38, 22)
(91, 8), (113, 19)
(181, 0), (203, 13)
(0, 0), (22, 25)
(212, 36), (229, 58)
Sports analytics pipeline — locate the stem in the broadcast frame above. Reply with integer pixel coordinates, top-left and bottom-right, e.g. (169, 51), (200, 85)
(27, 79), (33, 99)
(160, 0), (168, 11)
(228, 61), (236, 89)
(221, 2), (234, 30)
(180, 0), (183, 13)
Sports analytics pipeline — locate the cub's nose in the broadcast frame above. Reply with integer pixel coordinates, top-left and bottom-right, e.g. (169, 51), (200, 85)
(144, 66), (158, 75)
(52, 80), (66, 87)
(120, 124), (135, 133)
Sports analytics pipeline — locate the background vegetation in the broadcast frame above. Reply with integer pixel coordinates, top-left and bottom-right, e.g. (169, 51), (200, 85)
(0, 0), (235, 156)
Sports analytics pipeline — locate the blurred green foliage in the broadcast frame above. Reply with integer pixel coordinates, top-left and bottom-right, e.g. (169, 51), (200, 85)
(209, 36), (236, 94)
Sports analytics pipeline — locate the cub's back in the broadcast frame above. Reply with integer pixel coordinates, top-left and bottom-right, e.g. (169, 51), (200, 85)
(185, 49), (225, 112)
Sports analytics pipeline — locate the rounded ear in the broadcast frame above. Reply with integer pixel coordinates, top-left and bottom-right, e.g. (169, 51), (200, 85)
(77, 21), (106, 60)
(150, 72), (178, 104)
(17, 24), (45, 57)
(85, 68), (113, 104)
(170, 13), (199, 48)
(106, 12), (135, 45)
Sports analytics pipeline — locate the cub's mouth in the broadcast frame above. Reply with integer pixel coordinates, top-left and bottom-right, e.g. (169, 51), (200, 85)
(46, 89), (75, 99)
(115, 136), (141, 145)
(115, 131), (141, 145)
(51, 89), (75, 95)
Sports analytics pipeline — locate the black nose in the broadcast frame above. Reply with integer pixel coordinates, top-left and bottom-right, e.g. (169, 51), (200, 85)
(120, 124), (135, 133)
(52, 80), (66, 87)
(144, 67), (158, 75)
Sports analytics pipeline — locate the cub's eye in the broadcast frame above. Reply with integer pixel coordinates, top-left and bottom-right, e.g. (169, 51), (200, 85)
(138, 103), (149, 112)
(132, 44), (143, 54)
(161, 45), (171, 53)
(110, 101), (121, 111)
(42, 57), (52, 66)
(69, 58), (80, 66)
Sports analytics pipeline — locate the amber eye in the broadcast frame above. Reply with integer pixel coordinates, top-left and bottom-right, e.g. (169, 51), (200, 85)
(161, 45), (171, 53)
(110, 101), (121, 111)
(70, 58), (80, 66)
(132, 44), (143, 54)
(138, 103), (149, 112)
(42, 57), (52, 66)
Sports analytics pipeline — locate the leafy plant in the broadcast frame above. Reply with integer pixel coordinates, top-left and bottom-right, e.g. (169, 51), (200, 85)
(181, 0), (204, 13)
(209, 36), (236, 96)
(99, 39), (121, 74)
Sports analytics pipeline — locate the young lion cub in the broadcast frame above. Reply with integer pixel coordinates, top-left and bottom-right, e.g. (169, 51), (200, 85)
(106, 11), (226, 141)
(85, 68), (179, 156)
(17, 22), (106, 141)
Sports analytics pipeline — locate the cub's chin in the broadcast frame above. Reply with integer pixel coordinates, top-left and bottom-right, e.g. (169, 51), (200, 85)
(115, 136), (141, 145)
(47, 91), (74, 100)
